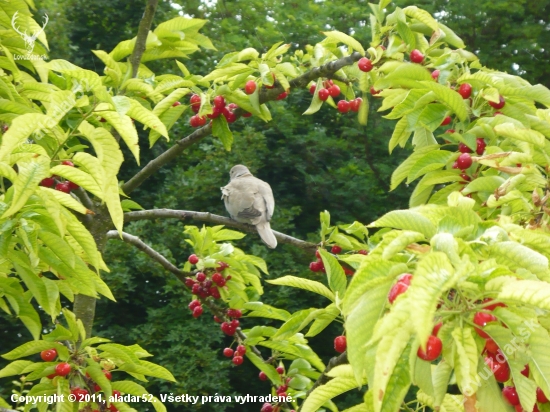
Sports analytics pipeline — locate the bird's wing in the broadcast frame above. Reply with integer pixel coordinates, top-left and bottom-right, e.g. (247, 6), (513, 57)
(256, 178), (275, 221)
(223, 179), (263, 223)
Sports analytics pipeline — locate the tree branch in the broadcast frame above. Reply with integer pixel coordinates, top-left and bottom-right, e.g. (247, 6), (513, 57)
(123, 209), (318, 251)
(106, 230), (191, 279)
(121, 52), (363, 195)
(129, 0), (159, 78)
(298, 352), (349, 412)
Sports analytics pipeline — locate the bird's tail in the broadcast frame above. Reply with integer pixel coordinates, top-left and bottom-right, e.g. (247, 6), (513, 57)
(256, 221), (277, 249)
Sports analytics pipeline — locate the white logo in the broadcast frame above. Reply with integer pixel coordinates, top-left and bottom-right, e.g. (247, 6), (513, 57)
(11, 11), (49, 55)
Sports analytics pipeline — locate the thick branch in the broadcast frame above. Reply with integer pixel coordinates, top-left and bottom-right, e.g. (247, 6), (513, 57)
(124, 209), (317, 251)
(298, 352), (349, 412)
(122, 52), (363, 195)
(129, 0), (159, 78)
(106, 230), (191, 279)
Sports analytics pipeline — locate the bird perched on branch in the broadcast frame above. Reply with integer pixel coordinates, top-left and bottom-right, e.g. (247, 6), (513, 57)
(221, 165), (277, 248)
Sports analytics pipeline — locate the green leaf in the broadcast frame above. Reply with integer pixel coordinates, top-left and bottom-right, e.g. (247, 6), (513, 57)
(86, 361), (112, 400)
(389, 116), (412, 153)
(419, 81), (469, 121)
(244, 302), (291, 321)
(403, 6), (439, 31)
(301, 375), (360, 412)
(494, 122), (546, 147)
(245, 351), (282, 384)
(372, 330), (411, 412)
(304, 77), (324, 115)
(306, 304), (340, 337)
(370, 209), (436, 238)
(462, 176), (506, 195)
(272, 309), (317, 340)
(451, 326), (478, 394)
(2, 158), (50, 218)
(203, 63), (254, 82)
(438, 23), (465, 48)
(318, 249), (347, 298)
(212, 116), (233, 151)
(127, 99), (168, 139)
(391, 145), (440, 189)
(0, 114), (55, 162)
(396, 19), (416, 51)
(2, 340), (68, 360)
(266, 276), (335, 302)
(95, 103), (139, 163)
(0, 360), (34, 378)
(489, 243), (549, 277)
(499, 280), (550, 310)
(322, 31), (365, 55)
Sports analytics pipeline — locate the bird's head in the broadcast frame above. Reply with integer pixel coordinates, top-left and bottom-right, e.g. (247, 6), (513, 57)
(229, 164), (252, 180)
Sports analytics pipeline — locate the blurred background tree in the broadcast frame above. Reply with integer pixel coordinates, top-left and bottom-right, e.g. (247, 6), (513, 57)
(1, 1), (548, 411)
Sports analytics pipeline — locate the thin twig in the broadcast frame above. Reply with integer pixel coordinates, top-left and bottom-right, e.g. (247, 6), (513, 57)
(105, 230), (191, 279)
(129, 0), (159, 78)
(123, 209), (318, 251)
(121, 52), (363, 195)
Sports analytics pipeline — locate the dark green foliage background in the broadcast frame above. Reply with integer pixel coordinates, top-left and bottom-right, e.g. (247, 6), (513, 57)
(1, 0), (549, 411)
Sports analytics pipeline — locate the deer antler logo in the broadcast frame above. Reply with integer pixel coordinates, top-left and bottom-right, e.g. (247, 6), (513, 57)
(11, 11), (49, 54)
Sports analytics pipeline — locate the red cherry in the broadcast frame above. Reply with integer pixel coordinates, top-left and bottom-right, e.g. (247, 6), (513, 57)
(431, 70), (440, 80)
(188, 254), (199, 265)
(458, 83), (472, 99)
(190, 94), (201, 107)
(213, 315), (222, 323)
(276, 385), (288, 394)
(99, 118), (106, 122)
(61, 160), (74, 167)
(47, 373), (57, 379)
(494, 360), (510, 382)
(318, 89), (330, 101)
(502, 387), (520, 406)
(445, 129), (455, 134)
(189, 115), (200, 127)
(337, 100), (350, 113)
(197, 115), (206, 126)
(276, 366), (285, 374)
(521, 364), (530, 377)
(55, 182), (71, 193)
(494, 111), (503, 116)
(476, 138), (487, 155)
(261, 404), (273, 412)
(458, 143), (473, 153)
(223, 348), (234, 358)
(334, 335), (346, 353)
(188, 299), (200, 310)
(222, 107), (237, 123)
(489, 95), (506, 109)
(68, 181), (79, 190)
(460, 173), (471, 182)
(195, 272), (206, 282)
(441, 116), (451, 126)
(172, 101), (181, 107)
(358, 249), (368, 255)
(245, 80), (257, 95)
(410, 49), (424, 63)
(40, 177), (55, 187)
(207, 106), (222, 119)
(328, 85), (341, 97)
(236, 345), (246, 355)
(192, 306), (203, 318)
(227, 103), (238, 111)
(484, 338), (499, 354)
(230, 319), (240, 328)
(349, 98), (362, 112)
(309, 261), (323, 272)
(370, 86), (380, 95)
(55, 362), (71, 376)
(213, 96), (225, 109)
(232, 355), (244, 366)
(417, 335), (443, 361)
(103, 370), (112, 380)
(309, 83), (316, 95)
(537, 387), (549, 403)
(40, 349), (58, 361)
(473, 312), (497, 338)
(388, 282), (409, 304)
(276, 91), (288, 100)
(259, 371), (268, 381)
(456, 153), (473, 170)
(184, 278), (195, 288)
(397, 273), (413, 285)
(358, 57), (373, 72)
(242, 111), (252, 117)
(331, 245), (342, 254)
(483, 298), (506, 311)
(432, 322), (443, 336)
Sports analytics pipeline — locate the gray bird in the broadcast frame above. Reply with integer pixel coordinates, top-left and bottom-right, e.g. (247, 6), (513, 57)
(221, 165), (277, 248)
